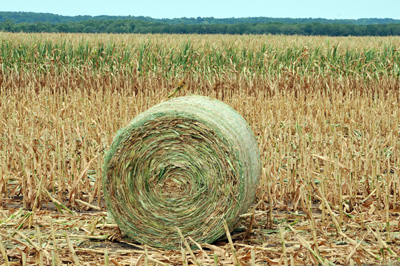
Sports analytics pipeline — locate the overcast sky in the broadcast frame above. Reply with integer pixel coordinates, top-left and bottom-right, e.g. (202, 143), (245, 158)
(1, 0), (400, 19)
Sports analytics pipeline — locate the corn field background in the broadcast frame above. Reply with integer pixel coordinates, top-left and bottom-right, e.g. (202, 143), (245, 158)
(1, 32), (400, 265)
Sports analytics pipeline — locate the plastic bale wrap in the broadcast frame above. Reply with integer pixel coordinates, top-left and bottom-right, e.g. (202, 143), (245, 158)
(103, 96), (261, 249)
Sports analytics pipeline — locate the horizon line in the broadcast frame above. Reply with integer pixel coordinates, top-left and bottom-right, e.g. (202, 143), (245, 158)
(1, 11), (399, 21)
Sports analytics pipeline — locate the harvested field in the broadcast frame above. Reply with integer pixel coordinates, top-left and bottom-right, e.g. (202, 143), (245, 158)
(1, 33), (400, 265)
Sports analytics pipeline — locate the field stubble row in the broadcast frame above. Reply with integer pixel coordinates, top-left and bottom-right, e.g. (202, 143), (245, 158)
(0, 33), (400, 264)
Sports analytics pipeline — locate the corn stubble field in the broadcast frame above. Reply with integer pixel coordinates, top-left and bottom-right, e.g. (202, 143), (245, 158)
(0, 32), (400, 265)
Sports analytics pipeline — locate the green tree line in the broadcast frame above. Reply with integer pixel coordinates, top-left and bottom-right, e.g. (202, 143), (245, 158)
(1, 11), (400, 25)
(1, 19), (400, 36)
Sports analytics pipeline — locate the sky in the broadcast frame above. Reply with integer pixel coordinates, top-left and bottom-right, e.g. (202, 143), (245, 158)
(1, 0), (400, 20)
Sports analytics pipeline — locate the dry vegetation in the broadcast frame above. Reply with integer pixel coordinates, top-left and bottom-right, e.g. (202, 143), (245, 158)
(1, 32), (400, 265)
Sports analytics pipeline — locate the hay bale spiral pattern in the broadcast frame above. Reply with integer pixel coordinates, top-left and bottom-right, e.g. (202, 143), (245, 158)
(103, 96), (261, 249)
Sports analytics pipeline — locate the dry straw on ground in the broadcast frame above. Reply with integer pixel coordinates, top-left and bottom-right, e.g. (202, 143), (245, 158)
(1, 33), (400, 264)
(103, 96), (261, 249)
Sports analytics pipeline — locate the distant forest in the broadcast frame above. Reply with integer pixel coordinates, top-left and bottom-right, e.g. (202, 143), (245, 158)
(1, 11), (400, 36)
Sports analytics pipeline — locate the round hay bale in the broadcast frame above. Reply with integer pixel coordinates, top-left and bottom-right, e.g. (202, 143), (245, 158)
(103, 95), (261, 249)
